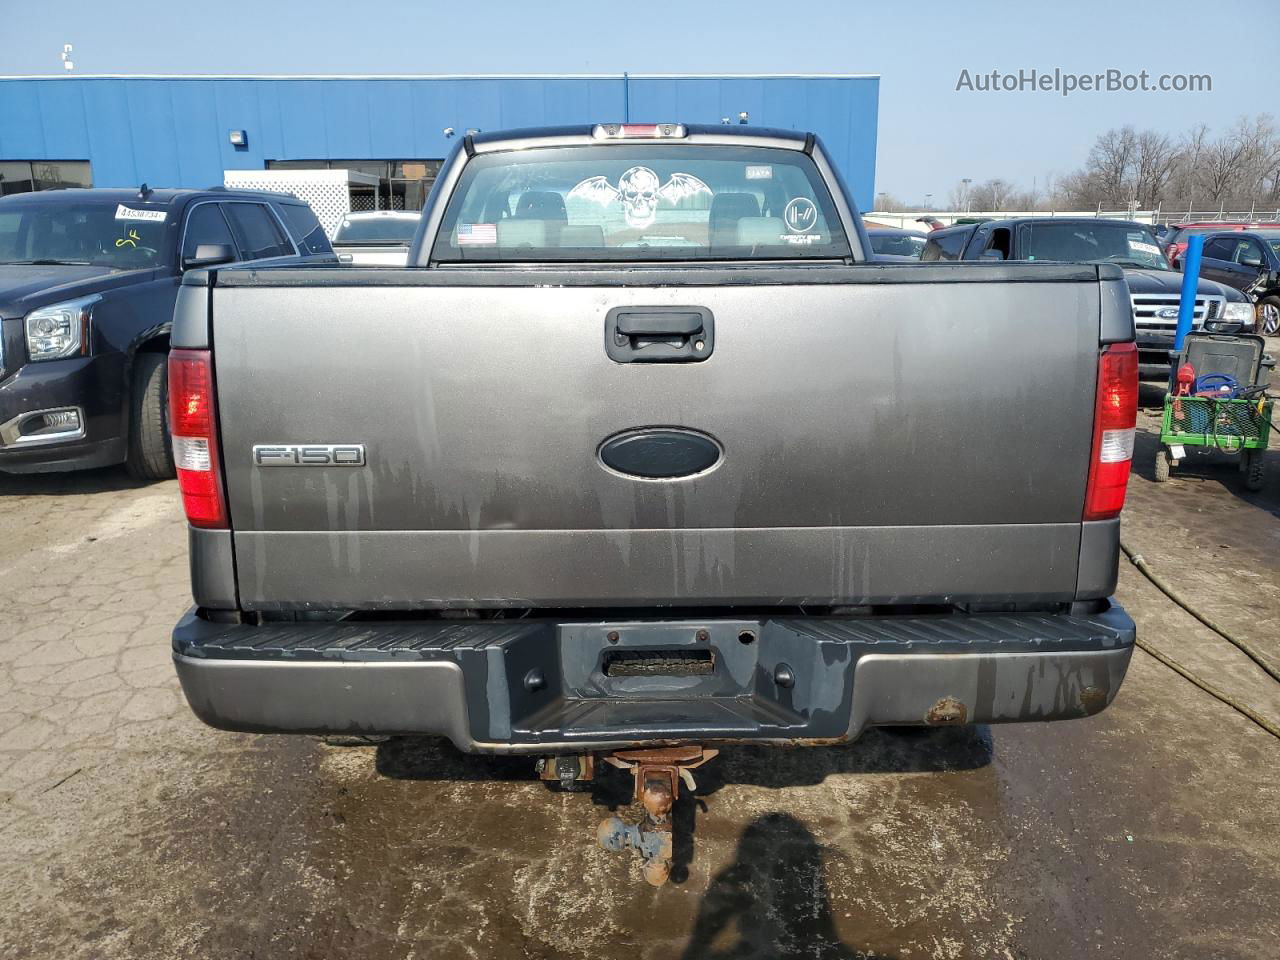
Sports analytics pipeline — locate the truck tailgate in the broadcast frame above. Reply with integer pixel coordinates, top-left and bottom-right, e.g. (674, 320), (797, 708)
(207, 266), (1104, 610)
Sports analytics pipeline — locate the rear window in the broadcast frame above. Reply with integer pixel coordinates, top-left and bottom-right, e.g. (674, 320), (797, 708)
(1255, 231), (1280, 257)
(431, 144), (850, 263)
(279, 203), (332, 255)
(869, 232), (926, 258)
(334, 216), (419, 244)
(223, 203), (293, 260)
(1170, 225), (1241, 242)
(920, 228), (971, 261)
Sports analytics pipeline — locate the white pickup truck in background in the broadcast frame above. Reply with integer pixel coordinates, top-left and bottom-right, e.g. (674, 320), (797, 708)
(331, 210), (420, 266)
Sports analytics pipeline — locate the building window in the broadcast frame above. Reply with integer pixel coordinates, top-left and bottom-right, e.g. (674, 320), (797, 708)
(0, 161), (93, 195)
(266, 159), (441, 211)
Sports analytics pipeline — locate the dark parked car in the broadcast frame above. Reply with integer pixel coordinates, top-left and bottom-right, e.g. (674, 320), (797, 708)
(0, 187), (333, 477)
(1198, 230), (1280, 336)
(866, 226), (927, 260)
(923, 217), (1256, 375)
(1163, 221), (1280, 268)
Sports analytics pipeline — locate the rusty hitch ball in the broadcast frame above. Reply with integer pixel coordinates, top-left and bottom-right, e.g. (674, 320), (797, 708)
(597, 817), (674, 886)
(640, 771), (674, 821)
(597, 746), (718, 886)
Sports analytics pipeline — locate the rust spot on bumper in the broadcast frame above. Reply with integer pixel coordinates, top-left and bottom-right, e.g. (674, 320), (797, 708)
(925, 696), (967, 726)
(1079, 685), (1109, 716)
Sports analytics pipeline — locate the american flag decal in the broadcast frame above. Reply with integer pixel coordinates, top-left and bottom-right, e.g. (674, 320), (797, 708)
(457, 222), (497, 245)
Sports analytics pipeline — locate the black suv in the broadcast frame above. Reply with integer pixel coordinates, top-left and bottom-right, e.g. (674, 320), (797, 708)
(1197, 230), (1280, 336)
(0, 188), (333, 477)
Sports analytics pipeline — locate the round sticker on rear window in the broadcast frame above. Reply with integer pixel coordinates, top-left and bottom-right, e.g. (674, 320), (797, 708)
(784, 198), (818, 233)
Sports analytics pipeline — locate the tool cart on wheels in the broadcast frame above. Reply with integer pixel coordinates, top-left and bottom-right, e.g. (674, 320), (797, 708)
(1154, 333), (1274, 491)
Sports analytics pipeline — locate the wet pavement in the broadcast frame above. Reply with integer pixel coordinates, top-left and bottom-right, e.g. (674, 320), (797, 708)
(2, 369), (1279, 959)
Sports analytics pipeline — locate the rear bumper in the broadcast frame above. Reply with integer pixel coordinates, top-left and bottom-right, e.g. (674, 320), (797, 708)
(173, 603), (1135, 754)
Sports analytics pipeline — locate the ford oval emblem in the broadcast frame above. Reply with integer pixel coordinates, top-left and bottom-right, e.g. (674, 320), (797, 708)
(598, 428), (722, 479)
(1156, 307), (1180, 319)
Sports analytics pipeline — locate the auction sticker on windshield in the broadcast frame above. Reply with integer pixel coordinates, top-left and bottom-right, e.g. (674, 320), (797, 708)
(115, 205), (167, 222)
(1129, 240), (1160, 255)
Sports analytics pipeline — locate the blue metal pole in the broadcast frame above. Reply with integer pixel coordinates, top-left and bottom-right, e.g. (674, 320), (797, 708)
(1173, 233), (1204, 353)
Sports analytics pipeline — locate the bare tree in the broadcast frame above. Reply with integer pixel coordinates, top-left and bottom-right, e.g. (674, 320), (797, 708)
(873, 191), (905, 212)
(967, 178), (1018, 211)
(1056, 116), (1280, 212)
(1131, 130), (1180, 207)
(936, 118), (1280, 214)
(1198, 124), (1253, 202)
(1237, 115), (1280, 200)
(947, 180), (972, 209)
(1097, 127), (1136, 202)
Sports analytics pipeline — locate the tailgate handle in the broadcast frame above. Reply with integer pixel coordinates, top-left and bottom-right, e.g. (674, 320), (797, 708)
(605, 306), (714, 363)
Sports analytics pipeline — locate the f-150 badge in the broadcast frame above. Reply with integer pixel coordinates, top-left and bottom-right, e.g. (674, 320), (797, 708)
(252, 444), (366, 467)
(569, 167), (711, 228)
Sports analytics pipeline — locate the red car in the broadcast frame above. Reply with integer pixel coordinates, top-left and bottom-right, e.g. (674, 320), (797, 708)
(1165, 221), (1280, 267)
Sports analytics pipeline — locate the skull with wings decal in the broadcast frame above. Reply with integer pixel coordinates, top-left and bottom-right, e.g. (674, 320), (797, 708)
(568, 166), (712, 228)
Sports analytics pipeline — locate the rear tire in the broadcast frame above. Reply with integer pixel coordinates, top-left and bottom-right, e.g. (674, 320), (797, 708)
(125, 352), (175, 481)
(1154, 447), (1171, 483)
(1259, 296), (1280, 337)
(1244, 449), (1266, 492)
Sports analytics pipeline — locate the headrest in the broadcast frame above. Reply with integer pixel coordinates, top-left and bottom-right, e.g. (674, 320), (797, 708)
(515, 191), (567, 221)
(709, 192), (761, 223)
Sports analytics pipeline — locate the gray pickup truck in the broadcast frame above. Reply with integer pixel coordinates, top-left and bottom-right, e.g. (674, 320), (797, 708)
(169, 124), (1138, 883)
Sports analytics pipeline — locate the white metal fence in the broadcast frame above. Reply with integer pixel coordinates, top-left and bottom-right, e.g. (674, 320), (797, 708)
(867, 205), (1280, 230)
(223, 169), (383, 239)
(864, 210), (1161, 228)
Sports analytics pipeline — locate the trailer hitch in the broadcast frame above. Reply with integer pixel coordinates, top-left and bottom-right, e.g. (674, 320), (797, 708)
(596, 746), (718, 886)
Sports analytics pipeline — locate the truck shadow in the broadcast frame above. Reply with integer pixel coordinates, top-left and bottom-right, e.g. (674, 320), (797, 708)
(374, 727), (992, 886)
(1137, 379), (1170, 411)
(1132, 412), (1279, 517)
(679, 812), (899, 960)
(373, 726), (992, 790)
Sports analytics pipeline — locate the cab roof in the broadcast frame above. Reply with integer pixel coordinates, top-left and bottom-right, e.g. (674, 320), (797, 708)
(468, 123), (812, 152)
(0, 187), (299, 207)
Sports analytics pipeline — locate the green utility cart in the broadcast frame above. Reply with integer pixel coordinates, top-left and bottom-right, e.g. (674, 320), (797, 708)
(1156, 394), (1272, 489)
(1154, 333), (1273, 491)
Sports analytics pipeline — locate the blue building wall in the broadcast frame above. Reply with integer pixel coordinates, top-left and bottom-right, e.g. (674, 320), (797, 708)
(0, 75), (878, 209)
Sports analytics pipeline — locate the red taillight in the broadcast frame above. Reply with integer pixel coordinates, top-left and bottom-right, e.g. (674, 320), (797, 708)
(168, 349), (227, 529)
(1084, 342), (1138, 521)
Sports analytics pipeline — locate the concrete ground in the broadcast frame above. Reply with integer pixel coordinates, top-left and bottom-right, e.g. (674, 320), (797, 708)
(2, 373), (1279, 960)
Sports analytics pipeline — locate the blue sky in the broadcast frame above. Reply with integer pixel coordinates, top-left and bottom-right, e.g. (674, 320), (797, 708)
(3, 0), (1276, 201)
